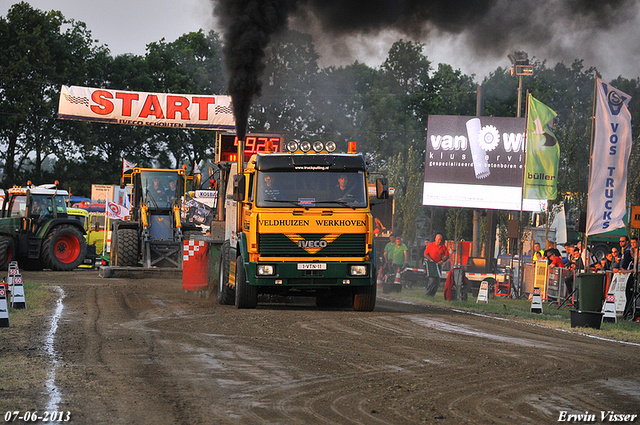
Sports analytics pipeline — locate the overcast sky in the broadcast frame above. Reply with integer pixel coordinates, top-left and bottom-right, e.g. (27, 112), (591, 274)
(2, 0), (640, 82)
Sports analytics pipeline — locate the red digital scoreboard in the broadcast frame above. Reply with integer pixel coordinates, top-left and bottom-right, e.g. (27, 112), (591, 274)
(217, 133), (283, 163)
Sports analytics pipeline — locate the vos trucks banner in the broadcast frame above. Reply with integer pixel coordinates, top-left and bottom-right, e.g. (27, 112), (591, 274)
(586, 79), (632, 235)
(424, 115), (544, 211)
(58, 85), (235, 131)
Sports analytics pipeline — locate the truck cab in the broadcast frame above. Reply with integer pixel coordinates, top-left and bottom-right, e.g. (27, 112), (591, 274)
(218, 140), (388, 310)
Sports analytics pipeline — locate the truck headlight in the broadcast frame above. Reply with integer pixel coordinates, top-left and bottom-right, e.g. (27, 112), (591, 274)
(349, 265), (367, 276)
(257, 265), (275, 276)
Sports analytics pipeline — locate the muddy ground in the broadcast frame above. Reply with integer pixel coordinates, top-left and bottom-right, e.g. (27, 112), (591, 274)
(2, 269), (640, 424)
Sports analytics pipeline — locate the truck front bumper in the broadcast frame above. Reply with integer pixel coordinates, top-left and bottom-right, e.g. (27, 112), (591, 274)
(246, 261), (374, 287)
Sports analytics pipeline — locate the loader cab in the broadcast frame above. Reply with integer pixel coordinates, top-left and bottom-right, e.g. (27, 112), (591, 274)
(139, 170), (183, 210)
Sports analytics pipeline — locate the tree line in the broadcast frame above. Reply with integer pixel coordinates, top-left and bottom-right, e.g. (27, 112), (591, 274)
(1, 2), (639, 246)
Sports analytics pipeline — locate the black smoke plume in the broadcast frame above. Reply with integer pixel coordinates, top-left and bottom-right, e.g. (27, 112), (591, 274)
(216, 0), (294, 141)
(215, 0), (635, 137)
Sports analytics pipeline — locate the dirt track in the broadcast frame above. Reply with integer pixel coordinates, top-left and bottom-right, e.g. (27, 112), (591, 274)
(7, 269), (640, 424)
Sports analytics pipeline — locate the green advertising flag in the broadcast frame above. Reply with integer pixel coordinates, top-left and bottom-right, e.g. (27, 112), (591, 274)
(524, 96), (559, 200)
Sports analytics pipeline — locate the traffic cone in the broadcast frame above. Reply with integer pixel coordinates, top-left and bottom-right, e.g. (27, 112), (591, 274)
(530, 287), (543, 314)
(10, 274), (26, 309)
(0, 284), (9, 327)
(376, 266), (384, 288)
(602, 293), (617, 324)
(394, 271), (402, 285)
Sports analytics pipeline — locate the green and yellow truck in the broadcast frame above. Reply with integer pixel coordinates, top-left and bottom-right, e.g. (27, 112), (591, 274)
(217, 139), (388, 310)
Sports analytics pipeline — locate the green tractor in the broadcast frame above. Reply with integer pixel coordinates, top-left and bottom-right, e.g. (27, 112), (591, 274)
(0, 183), (87, 271)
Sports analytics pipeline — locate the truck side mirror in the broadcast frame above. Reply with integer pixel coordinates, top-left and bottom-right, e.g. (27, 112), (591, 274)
(233, 174), (245, 202)
(375, 178), (389, 200)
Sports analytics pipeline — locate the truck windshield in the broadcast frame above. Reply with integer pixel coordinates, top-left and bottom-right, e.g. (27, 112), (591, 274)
(256, 171), (367, 208)
(141, 171), (179, 208)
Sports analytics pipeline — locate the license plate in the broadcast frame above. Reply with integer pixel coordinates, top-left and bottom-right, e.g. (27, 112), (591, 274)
(297, 263), (327, 270)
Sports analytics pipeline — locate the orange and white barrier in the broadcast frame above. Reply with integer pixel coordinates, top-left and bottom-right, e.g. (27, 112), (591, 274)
(0, 285), (9, 327)
(10, 274), (26, 309)
(530, 287), (543, 314)
(602, 293), (617, 323)
(476, 280), (489, 304)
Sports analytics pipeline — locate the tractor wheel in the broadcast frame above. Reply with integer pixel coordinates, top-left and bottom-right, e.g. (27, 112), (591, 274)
(235, 255), (257, 309)
(42, 225), (87, 271)
(0, 236), (15, 271)
(115, 228), (139, 266)
(217, 241), (234, 305)
(353, 284), (376, 312)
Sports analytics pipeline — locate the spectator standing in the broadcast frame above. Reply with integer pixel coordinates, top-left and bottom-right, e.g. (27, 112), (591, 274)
(611, 247), (621, 270)
(603, 251), (614, 271)
(564, 249), (584, 296)
(619, 236), (631, 256)
(621, 237), (638, 319)
(532, 242), (545, 262)
(391, 236), (408, 273)
(577, 241), (596, 271)
(563, 244), (575, 266)
(383, 235), (396, 272)
(546, 241), (561, 258)
(621, 237), (637, 270)
(424, 234), (449, 296)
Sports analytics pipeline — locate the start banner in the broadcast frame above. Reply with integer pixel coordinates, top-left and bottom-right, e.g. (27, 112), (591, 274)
(58, 85), (235, 131)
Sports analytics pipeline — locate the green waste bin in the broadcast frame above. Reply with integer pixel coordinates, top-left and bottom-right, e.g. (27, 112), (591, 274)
(577, 273), (605, 312)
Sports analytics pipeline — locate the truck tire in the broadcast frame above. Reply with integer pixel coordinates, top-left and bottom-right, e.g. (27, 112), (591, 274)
(235, 255), (257, 309)
(0, 236), (15, 270)
(217, 241), (234, 305)
(42, 225), (87, 271)
(592, 244), (609, 262)
(116, 228), (139, 266)
(353, 284), (376, 312)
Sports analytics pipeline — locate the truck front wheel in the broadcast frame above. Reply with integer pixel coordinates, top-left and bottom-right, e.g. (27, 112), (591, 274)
(0, 236), (15, 270)
(42, 225), (87, 271)
(353, 284), (376, 312)
(217, 241), (234, 305)
(235, 255), (257, 309)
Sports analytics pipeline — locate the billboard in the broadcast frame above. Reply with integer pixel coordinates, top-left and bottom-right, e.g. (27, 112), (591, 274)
(58, 85), (235, 131)
(424, 115), (544, 211)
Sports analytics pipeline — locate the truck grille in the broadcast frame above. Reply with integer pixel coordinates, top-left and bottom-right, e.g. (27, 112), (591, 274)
(258, 233), (366, 257)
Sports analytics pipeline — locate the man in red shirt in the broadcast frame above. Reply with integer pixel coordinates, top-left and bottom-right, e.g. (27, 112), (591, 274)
(546, 251), (564, 269)
(424, 234), (449, 296)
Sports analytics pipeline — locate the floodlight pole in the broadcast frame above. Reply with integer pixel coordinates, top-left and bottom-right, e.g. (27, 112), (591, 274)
(517, 75), (523, 118)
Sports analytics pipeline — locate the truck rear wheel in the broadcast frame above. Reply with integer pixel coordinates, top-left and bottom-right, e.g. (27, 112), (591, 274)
(116, 228), (139, 266)
(217, 241), (234, 305)
(235, 255), (257, 309)
(42, 225), (87, 271)
(0, 236), (15, 271)
(353, 284), (376, 312)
